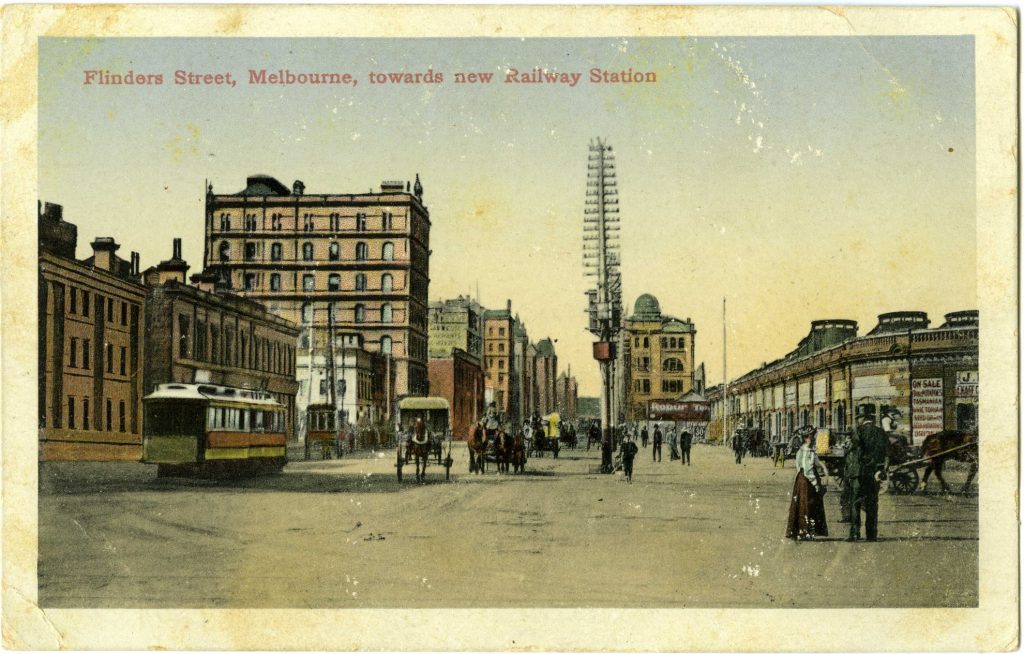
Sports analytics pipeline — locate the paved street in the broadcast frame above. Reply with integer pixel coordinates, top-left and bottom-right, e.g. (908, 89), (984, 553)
(39, 443), (977, 608)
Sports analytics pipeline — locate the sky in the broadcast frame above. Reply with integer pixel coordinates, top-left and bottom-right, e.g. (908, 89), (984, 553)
(39, 36), (976, 396)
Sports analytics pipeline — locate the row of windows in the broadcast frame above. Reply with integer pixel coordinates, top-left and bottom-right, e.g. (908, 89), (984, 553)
(487, 342), (506, 353)
(178, 315), (295, 375)
(633, 357), (686, 373)
(299, 301), (400, 325)
(300, 332), (394, 355)
(632, 336), (688, 350)
(66, 287), (132, 326)
(229, 240), (400, 264)
(245, 272), (397, 293)
(218, 212), (398, 233)
(65, 395), (127, 432)
(485, 371), (506, 385)
(67, 338), (129, 376)
(207, 406), (286, 433)
(488, 358), (506, 370)
(487, 326), (507, 337)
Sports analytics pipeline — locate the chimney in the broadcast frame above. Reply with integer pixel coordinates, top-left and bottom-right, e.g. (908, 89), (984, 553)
(172, 238), (182, 260)
(506, 299), (512, 312)
(293, 180), (305, 196)
(131, 252), (140, 277)
(90, 237), (120, 272)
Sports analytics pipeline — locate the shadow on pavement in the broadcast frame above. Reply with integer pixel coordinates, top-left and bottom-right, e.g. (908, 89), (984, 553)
(40, 462), (454, 495)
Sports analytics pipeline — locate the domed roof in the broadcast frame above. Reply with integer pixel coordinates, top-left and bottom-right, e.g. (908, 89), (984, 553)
(633, 293), (661, 320)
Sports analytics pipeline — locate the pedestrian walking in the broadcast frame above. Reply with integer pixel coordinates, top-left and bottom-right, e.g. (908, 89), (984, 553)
(732, 428), (745, 464)
(786, 427), (829, 541)
(621, 436), (639, 483)
(641, 426), (649, 448)
(652, 426), (663, 462)
(680, 430), (692, 465)
(846, 411), (889, 541)
(668, 427), (680, 460)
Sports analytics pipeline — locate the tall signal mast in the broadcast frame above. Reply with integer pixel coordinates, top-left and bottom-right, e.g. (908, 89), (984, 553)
(584, 138), (623, 473)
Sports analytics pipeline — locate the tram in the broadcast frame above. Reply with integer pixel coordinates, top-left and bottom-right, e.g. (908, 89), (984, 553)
(142, 382), (288, 476)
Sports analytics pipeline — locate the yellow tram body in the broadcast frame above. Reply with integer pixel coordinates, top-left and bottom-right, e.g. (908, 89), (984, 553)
(142, 383), (288, 475)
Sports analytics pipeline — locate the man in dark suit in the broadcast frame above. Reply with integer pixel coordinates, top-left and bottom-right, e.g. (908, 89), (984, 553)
(652, 426), (663, 462)
(846, 413), (889, 541)
(680, 430), (692, 465)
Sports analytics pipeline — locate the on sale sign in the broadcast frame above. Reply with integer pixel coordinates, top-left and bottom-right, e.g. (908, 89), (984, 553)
(912, 378), (944, 439)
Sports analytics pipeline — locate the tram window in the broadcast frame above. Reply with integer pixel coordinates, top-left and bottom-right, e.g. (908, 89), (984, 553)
(239, 410), (247, 431)
(145, 402), (205, 436)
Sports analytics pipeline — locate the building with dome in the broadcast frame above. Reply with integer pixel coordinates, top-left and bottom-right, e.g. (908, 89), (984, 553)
(623, 293), (697, 422)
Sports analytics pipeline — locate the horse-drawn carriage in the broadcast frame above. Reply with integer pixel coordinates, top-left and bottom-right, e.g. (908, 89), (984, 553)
(467, 419), (524, 474)
(528, 413), (561, 458)
(395, 397), (453, 482)
(814, 427), (977, 495)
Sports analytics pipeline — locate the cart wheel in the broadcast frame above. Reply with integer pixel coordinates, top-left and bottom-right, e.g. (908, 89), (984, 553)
(889, 467), (918, 494)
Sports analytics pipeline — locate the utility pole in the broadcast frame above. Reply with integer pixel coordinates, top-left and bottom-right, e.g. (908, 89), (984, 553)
(326, 303), (341, 457)
(723, 297), (728, 446)
(584, 138), (623, 473)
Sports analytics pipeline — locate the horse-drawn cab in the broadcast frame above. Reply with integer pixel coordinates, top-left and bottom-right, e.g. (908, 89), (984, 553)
(528, 413), (561, 458)
(305, 404), (344, 460)
(396, 397), (453, 482)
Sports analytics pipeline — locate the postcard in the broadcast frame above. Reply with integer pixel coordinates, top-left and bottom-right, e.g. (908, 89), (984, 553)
(1, 5), (1018, 651)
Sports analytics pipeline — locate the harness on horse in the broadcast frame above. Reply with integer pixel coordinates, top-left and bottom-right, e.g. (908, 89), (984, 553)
(411, 420), (429, 446)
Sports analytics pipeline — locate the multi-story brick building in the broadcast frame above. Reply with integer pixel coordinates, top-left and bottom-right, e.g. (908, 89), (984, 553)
(532, 337), (559, 416)
(706, 310), (979, 444)
(38, 202), (147, 461)
(428, 348), (484, 440)
(143, 239), (301, 439)
(428, 296), (485, 437)
(483, 301), (515, 418)
(428, 296), (483, 364)
(624, 293), (697, 422)
(556, 368), (579, 420)
(202, 174), (431, 412)
(513, 317), (531, 424)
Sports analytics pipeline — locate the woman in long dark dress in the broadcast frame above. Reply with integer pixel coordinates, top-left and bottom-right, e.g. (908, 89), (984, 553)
(786, 429), (829, 540)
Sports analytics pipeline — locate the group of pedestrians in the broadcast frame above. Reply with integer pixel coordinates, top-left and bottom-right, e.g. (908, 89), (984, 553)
(618, 422), (696, 482)
(785, 411), (889, 542)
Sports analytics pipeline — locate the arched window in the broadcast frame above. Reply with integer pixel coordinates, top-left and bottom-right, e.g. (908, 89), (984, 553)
(381, 303), (393, 323)
(355, 273), (367, 291)
(662, 358), (683, 372)
(328, 274), (340, 291)
(354, 304), (365, 323)
(301, 302), (312, 324)
(669, 337), (677, 348)
(271, 242), (282, 261)
(270, 273), (281, 291)
(381, 273), (393, 292)
(328, 242), (339, 261)
(218, 241), (230, 262)
(355, 242), (368, 261)
(643, 337), (649, 348)
(302, 242), (314, 261)
(382, 242), (395, 261)
(381, 335), (392, 355)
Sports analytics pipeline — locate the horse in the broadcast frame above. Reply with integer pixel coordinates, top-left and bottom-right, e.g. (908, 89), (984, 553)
(495, 429), (513, 473)
(511, 433), (526, 474)
(405, 419), (430, 482)
(467, 423), (490, 474)
(919, 430), (978, 494)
